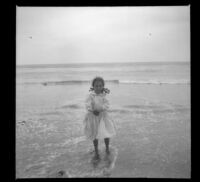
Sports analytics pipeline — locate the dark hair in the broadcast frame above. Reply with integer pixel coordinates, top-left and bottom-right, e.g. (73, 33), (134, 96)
(89, 76), (110, 94)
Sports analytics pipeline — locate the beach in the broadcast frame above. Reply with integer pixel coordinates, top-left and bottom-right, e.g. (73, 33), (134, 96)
(16, 62), (190, 178)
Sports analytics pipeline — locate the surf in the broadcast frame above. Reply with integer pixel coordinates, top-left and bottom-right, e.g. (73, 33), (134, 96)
(45, 146), (118, 178)
(27, 79), (190, 86)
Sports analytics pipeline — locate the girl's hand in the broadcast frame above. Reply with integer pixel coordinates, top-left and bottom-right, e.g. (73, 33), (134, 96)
(93, 110), (99, 116)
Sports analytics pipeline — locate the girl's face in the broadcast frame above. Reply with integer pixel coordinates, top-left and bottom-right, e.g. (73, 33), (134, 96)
(93, 80), (104, 94)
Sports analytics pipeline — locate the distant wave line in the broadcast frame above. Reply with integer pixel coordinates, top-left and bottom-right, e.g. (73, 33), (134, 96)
(41, 80), (119, 85)
(42, 79), (190, 85)
(22, 79), (190, 85)
(119, 80), (190, 85)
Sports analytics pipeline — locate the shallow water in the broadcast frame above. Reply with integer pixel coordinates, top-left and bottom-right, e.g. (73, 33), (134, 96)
(16, 83), (190, 178)
(16, 62), (190, 178)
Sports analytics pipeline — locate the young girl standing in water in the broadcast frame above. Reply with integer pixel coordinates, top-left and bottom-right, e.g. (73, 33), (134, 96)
(83, 77), (116, 160)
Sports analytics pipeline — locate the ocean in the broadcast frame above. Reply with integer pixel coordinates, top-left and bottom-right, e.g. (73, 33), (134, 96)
(16, 62), (191, 178)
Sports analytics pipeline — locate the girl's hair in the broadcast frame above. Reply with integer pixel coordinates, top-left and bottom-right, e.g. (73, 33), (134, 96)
(89, 76), (110, 94)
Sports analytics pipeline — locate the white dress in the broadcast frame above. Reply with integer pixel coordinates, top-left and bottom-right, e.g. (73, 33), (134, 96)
(83, 92), (116, 141)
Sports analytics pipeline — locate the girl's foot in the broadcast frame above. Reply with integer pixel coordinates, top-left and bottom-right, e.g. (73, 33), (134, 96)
(93, 153), (100, 160)
(92, 153), (100, 168)
(106, 148), (110, 155)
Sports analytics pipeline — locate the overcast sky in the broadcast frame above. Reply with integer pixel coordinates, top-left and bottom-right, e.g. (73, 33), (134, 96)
(16, 6), (190, 65)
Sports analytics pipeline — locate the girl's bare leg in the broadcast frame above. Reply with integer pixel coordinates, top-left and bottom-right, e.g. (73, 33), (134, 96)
(104, 138), (110, 154)
(93, 139), (100, 159)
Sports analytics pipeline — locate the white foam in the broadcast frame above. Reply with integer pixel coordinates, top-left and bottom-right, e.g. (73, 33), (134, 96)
(80, 146), (118, 177)
(119, 79), (190, 85)
(61, 136), (86, 146)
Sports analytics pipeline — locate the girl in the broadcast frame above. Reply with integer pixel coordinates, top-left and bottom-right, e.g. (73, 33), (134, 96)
(83, 77), (116, 160)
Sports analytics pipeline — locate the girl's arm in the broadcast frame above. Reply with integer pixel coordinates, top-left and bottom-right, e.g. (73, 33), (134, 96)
(85, 94), (94, 112)
(100, 95), (109, 112)
(85, 94), (100, 116)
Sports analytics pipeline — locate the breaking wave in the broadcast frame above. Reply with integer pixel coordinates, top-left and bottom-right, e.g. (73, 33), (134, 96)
(36, 79), (190, 86)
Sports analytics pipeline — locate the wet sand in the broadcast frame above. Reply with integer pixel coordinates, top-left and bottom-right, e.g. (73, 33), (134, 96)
(16, 83), (190, 178)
